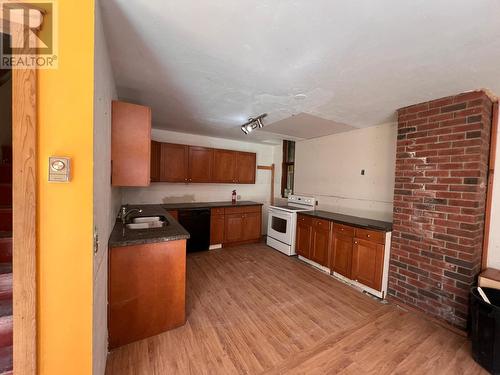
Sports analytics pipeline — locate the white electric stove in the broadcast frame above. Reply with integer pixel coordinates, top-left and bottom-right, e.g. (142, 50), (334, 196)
(266, 195), (316, 256)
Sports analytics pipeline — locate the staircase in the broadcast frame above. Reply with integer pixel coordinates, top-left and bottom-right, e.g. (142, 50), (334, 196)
(0, 147), (13, 374)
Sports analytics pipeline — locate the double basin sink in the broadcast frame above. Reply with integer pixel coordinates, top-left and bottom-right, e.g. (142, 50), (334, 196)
(125, 216), (168, 230)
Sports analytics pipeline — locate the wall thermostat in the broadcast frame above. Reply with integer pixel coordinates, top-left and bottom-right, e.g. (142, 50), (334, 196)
(48, 157), (71, 182)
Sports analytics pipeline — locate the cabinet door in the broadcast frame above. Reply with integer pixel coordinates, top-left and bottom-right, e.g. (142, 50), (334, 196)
(210, 214), (225, 245)
(224, 214), (243, 243)
(242, 212), (261, 241)
(311, 219), (331, 267)
(296, 218), (312, 258)
(160, 143), (188, 182)
(236, 152), (256, 184)
(333, 233), (353, 278)
(212, 149), (237, 183)
(111, 101), (151, 186)
(352, 238), (385, 291)
(188, 146), (214, 183)
(150, 141), (161, 182)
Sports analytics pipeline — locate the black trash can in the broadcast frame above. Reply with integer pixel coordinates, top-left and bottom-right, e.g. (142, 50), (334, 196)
(471, 287), (500, 374)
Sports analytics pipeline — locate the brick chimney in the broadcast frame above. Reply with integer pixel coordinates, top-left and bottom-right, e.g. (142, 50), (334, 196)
(389, 90), (494, 328)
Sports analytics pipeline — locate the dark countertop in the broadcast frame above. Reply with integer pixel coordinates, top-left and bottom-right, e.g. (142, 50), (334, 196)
(109, 204), (190, 248)
(161, 201), (263, 210)
(300, 210), (393, 232)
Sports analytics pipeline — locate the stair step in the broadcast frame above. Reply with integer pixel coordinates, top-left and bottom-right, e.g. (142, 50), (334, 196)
(0, 147), (11, 165)
(0, 316), (13, 348)
(0, 210), (11, 233)
(0, 239), (10, 264)
(0, 275), (11, 302)
(0, 266), (11, 276)
(0, 186), (10, 208)
(0, 299), (12, 319)
(0, 166), (10, 185)
(0, 345), (12, 375)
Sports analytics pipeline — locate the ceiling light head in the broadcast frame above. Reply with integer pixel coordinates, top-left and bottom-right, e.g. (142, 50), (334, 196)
(240, 113), (267, 135)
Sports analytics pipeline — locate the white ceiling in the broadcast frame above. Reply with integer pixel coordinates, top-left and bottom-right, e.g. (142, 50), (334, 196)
(100, 0), (500, 144)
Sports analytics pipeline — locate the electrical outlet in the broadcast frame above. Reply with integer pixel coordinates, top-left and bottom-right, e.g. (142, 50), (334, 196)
(361, 169), (365, 175)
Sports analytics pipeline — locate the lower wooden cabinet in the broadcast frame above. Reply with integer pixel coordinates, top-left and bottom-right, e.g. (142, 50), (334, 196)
(351, 238), (384, 291)
(332, 233), (353, 279)
(310, 219), (331, 267)
(296, 214), (387, 293)
(208, 205), (262, 246)
(108, 240), (186, 349)
(296, 216), (313, 258)
(210, 211), (225, 245)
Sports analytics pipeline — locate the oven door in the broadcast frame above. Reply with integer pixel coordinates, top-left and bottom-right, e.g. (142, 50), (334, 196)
(267, 208), (292, 245)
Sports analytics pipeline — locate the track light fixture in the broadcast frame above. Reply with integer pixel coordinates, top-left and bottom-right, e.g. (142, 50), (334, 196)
(241, 113), (267, 134)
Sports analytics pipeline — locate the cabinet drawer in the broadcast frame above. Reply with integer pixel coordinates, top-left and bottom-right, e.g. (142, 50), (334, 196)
(297, 214), (313, 225)
(211, 207), (225, 216)
(355, 228), (385, 244)
(224, 205), (261, 215)
(333, 223), (355, 237)
(313, 218), (331, 229)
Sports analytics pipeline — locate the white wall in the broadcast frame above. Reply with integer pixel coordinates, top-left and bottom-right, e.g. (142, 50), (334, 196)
(122, 129), (277, 232)
(488, 105), (500, 269)
(293, 123), (397, 221)
(93, 3), (121, 374)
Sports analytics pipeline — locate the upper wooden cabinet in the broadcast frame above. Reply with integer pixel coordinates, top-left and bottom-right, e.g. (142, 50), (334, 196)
(111, 101), (151, 186)
(153, 142), (256, 184)
(150, 141), (161, 182)
(160, 143), (188, 182)
(212, 149), (237, 183)
(236, 152), (256, 184)
(188, 146), (213, 183)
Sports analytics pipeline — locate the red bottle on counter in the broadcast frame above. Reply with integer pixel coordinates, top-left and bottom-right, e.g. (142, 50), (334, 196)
(232, 190), (237, 204)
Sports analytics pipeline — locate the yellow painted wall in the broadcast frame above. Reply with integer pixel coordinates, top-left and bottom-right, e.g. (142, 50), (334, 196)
(37, 1), (94, 373)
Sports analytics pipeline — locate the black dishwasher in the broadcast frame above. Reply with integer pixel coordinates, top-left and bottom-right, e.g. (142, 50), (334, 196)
(178, 208), (211, 252)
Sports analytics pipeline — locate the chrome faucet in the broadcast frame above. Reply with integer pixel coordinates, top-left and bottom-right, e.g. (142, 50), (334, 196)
(119, 206), (143, 224)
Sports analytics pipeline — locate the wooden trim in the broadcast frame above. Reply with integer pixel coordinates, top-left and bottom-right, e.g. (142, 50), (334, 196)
(9, 22), (38, 375)
(482, 101), (499, 270)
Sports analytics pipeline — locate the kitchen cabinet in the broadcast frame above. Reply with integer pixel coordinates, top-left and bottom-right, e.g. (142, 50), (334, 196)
(295, 214), (388, 293)
(310, 219), (331, 267)
(153, 142), (256, 184)
(212, 149), (237, 183)
(236, 152), (256, 184)
(108, 240), (186, 349)
(296, 215), (313, 258)
(351, 238), (384, 291)
(224, 205), (262, 245)
(210, 208), (225, 245)
(188, 146), (213, 182)
(150, 141), (161, 182)
(111, 100), (151, 186)
(242, 212), (261, 241)
(160, 143), (188, 182)
(332, 233), (353, 278)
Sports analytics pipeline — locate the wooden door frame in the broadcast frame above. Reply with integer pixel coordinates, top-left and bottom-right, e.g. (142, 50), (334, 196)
(1, 10), (40, 375)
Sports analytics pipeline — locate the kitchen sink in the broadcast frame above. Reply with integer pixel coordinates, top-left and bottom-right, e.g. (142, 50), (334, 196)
(125, 216), (167, 230)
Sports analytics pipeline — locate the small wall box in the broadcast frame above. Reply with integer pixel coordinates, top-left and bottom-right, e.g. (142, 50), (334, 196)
(48, 157), (71, 182)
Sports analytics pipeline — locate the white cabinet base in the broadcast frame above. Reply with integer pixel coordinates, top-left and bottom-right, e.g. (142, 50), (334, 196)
(297, 256), (331, 274)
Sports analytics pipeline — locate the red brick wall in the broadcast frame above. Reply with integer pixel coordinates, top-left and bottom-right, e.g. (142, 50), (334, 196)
(389, 91), (493, 328)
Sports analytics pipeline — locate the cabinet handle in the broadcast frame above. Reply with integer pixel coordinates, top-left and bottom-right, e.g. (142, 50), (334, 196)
(354, 241), (358, 244)
(341, 228), (344, 231)
(367, 234), (371, 238)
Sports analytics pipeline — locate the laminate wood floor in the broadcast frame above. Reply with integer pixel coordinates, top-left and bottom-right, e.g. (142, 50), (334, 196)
(105, 243), (487, 375)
